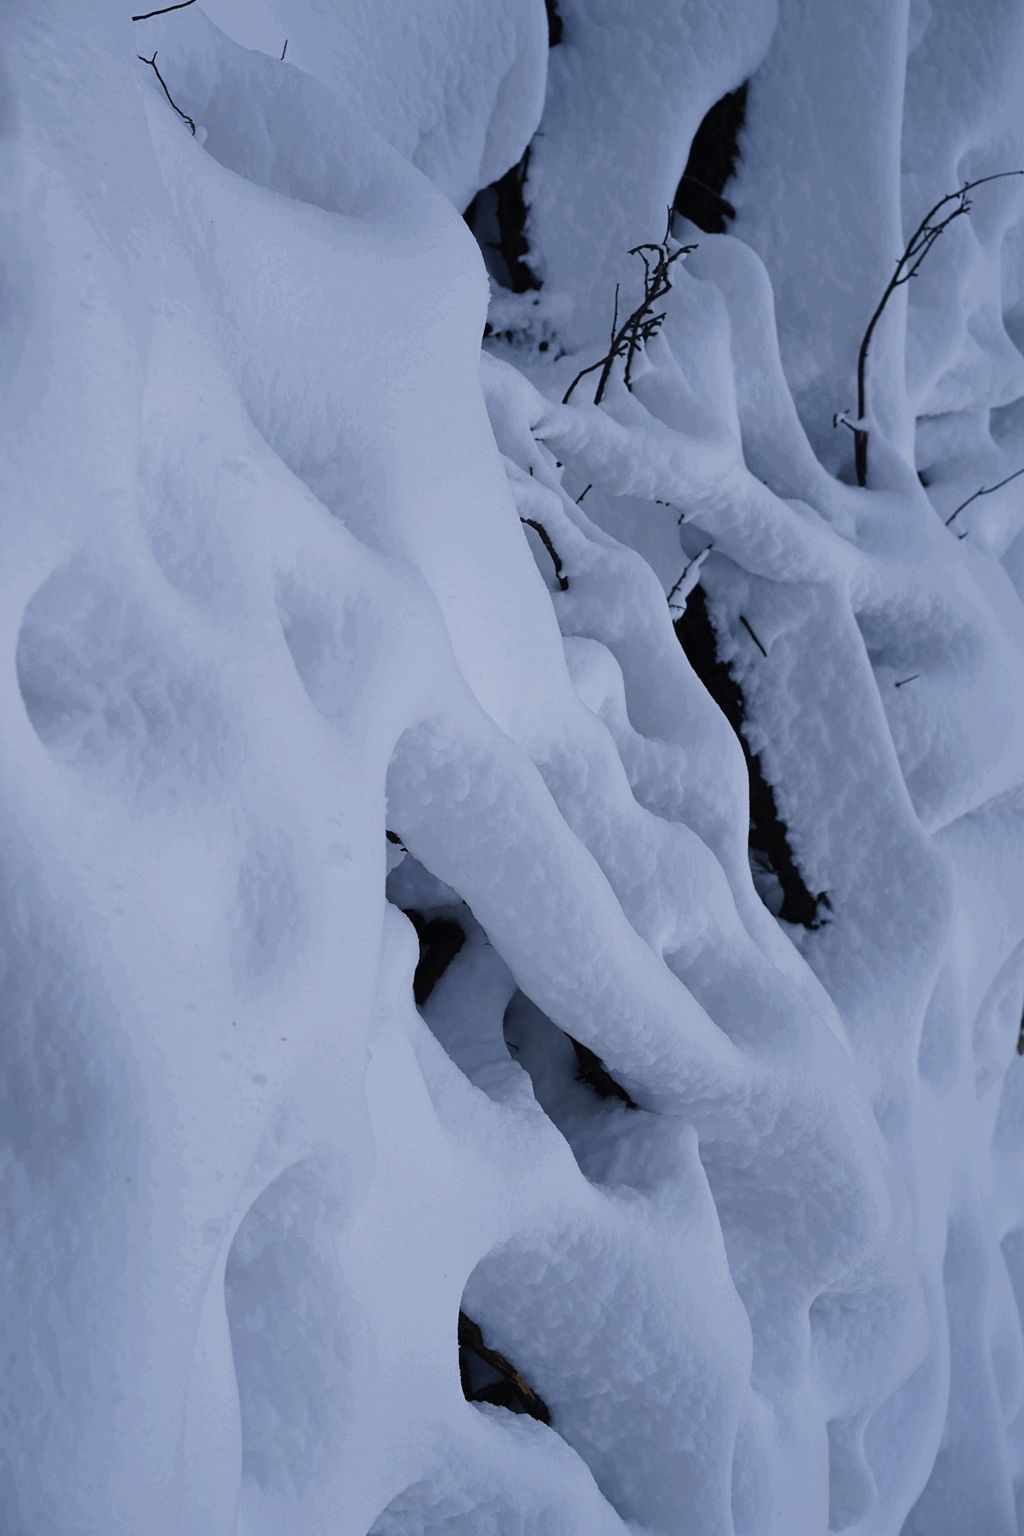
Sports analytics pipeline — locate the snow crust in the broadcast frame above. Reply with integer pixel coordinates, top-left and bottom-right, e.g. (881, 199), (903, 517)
(3, 2), (1024, 1534)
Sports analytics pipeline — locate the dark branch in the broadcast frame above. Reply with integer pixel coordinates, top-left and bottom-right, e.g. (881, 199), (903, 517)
(520, 517), (568, 590)
(137, 51), (196, 135)
(563, 223), (696, 405)
(132, 0), (196, 18)
(852, 170), (1023, 487)
(739, 614), (768, 658)
(894, 673), (920, 689)
(280, 37), (288, 60)
(667, 542), (713, 612)
(945, 463), (1024, 526)
(458, 1312), (550, 1423)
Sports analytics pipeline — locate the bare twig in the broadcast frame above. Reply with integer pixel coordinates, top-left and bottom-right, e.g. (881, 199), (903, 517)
(563, 214), (696, 405)
(132, 0), (195, 18)
(575, 483), (592, 504)
(894, 673), (920, 688)
(520, 517), (568, 590)
(137, 51), (196, 134)
(667, 542), (713, 611)
(739, 615), (767, 658)
(280, 38), (288, 60)
(852, 170), (1023, 487)
(945, 463), (1024, 526)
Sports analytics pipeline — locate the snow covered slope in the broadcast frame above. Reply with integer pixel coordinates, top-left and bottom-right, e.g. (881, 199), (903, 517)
(2, 2), (1024, 1533)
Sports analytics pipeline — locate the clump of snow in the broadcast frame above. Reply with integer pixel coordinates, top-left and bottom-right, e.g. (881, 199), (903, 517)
(3, 2), (1024, 1535)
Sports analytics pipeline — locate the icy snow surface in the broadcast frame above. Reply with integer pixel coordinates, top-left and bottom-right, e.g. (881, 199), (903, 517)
(3, 1), (1024, 1533)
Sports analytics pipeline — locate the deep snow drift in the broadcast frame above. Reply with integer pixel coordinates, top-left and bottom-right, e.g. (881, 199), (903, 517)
(3, 2), (1024, 1533)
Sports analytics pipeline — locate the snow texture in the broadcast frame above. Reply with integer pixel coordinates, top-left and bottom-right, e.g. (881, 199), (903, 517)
(2, 2), (1024, 1534)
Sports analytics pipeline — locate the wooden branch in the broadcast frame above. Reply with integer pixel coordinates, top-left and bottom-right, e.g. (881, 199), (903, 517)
(458, 1312), (550, 1423)
(520, 517), (568, 590)
(667, 542), (713, 612)
(945, 463), (1024, 526)
(894, 673), (920, 688)
(852, 170), (1023, 487)
(562, 231), (696, 405)
(280, 38), (288, 61)
(739, 614), (767, 658)
(132, 0), (195, 18)
(137, 51), (196, 135)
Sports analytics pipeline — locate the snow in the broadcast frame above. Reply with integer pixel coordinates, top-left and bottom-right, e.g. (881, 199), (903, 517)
(3, 1), (1024, 1534)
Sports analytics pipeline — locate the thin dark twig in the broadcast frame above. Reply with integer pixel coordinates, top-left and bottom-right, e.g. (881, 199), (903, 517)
(894, 673), (920, 688)
(562, 226), (696, 405)
(852, 170), (1023, 487)
(520, 517), (569, 590)
(739, 615), (768, 658)
(667, 542), (713, 611)
(132, 0), (195, 18)
(280, 38), (288, 60)
(945, 462), (1024, 526)
(575, 484), (592, 504)
(137, 52), (196, 134)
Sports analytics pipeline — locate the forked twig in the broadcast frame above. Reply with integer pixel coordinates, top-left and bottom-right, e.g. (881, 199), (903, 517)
(137, 51), (196, 134)
(563, 211), (696, 406)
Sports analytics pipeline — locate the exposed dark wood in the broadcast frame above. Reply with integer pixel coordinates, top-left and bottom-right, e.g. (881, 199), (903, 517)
(459, 1312), (550, 1423)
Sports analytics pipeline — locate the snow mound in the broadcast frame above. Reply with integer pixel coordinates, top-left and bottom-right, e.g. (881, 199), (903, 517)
(3, 3), (1024, 1535)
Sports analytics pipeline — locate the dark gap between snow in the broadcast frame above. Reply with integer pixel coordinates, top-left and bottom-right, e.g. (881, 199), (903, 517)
(570, 1037), (638, 1108)
(544, 0), (563, 46)
(403, 909), (466, 1006)
(674, 82), (748, 234)
(465, 147), (541, 295)
(674, 585), (831, 930)
(458, 1311), (551, 1423)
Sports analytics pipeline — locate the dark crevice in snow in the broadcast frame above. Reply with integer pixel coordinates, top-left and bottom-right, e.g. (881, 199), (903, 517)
(458, 1311), (551, 1423)
(544, 0), (563, 47)
(674, 584), (831, 930)
(673, 83), (748, 234)
(503, 991), (640, 1126)
(403, 909), (466, 1006)
(465, 149), (541, 295)
(569, 1037), (638, 1108)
